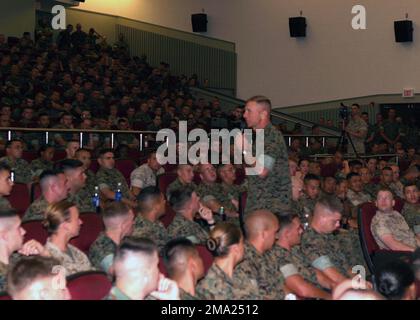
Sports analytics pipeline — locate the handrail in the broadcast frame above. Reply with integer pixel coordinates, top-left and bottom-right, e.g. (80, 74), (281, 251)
(189, 87), (341, 137)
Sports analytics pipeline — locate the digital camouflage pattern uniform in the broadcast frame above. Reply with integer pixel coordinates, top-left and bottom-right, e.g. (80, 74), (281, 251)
(296, 194), (318, 229)
(130, 163), (164, 190)
(22, 195), (49, 222)
(0, 157), (32, 184)
(389, 181), (404, 199)
(45, 240), (93, 276)
(96, 167), (130, 202)
(347, 189), (372, 218)
(401, 203), (420, 235)
(104, 286), (156, 300)
(300, 227), (360, 277)
(179, 288), (200, 300)
(68, 189), (96, 213)
(235, 242), (284, 299)
(166, 178), (197, 199)
(371, 210), (418, 250)
(363, 183), (378, 199)
(245, 123), (291, 216)
(0, 196), (12, 209)
(346, 117), (368, 155)
(167, 214), (209, 245)
(88, 232), (117, 272)
(0, 261), (7, 293)
(196, 263), (262, 300)
(29, 158), (54, 179)
(132, 214), (169, 250)
(267, 244), (321, 289)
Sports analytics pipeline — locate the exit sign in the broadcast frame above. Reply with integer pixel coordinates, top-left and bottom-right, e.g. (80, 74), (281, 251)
(403, 88), (415, 98)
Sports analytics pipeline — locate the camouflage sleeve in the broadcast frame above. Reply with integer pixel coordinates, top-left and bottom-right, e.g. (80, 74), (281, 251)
(96, 172), (110, 190)
(300, 235), (335, 271)
(130, 167), (146, 189)
(371, 216), (393, 238)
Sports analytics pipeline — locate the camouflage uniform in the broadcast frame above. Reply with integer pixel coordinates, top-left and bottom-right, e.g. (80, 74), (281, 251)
(245, 123), (291, 216)
(401, 203), (420, 235)
(346, 117), (368, 155)
(130, 163), (164, 189)
(267, 244), (320, 289)
(104, 286), (131, 300)
(0, 196), (12, 210)
(166, 178), (197, 199)
(371, 210), (418, 250)
(0, 261), (7, 293)
(363, 183), (377, 198)
(68, 189), (95, 213)
(132, 215), (169, 250)
(179, 288), (200, 300)
(45, 240), (93, 276)
(88, 232), (117, 272)
(29, 158), (54, 179)
(167, 214), (209, 245)
(389, 181), (404, 199)
(0, 157), (32, 184)
(22, 196), (49, 222)
(96, 167), (130, 201)
(347, 189), (372, 218)
(196, 263), (261, 300)
(300, 227), (353, 276)
(235, 242), (284, 299)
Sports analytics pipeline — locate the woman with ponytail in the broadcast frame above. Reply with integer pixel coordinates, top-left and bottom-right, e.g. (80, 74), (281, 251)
(196, 222), (261, 300)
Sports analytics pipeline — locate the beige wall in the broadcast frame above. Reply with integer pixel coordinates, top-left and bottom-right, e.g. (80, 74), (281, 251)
(0, 1), (35, 38)
(76, 0), (420, 108)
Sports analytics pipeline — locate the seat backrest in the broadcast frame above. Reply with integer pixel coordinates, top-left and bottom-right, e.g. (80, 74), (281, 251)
(320, 163), (338, 178)
(22, 220), (48, 244)
(162, 164), (177, 173)
(193, 172), (201, 185)
(88, 160), (99, 174)
(22, 151), (38, 163)
(357, 202), (378, 274)
(158, 256), (168, 276)
(69, 212), (104, 254)
(235, 167), (246, 185)
(157, 172), (177, 196)
(6, 183), (30, 217)
(196, 245), (213, 274)
(394, 197), (404, 213)
(0, 292), (11, 300)
(31, 182), (42, 203)
(114, 159), (136, 185)
(160, 204), (177, 228)
(53, 150), (66, 162)
(67, 271), (112, 300)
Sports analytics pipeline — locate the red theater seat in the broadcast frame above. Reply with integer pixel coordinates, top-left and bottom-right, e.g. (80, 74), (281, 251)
(89, 160), (99, 174)
(67, 271), (112, 300)
(31, 182), (42, 202)
(22, 220), (48, 244)
(0, 292), (11, 300)
(6, 183), (31, 217)
(22, 151), (38, 163)
(158, 172), (177, 196)
(196, 245), (213, 274)
(53, 150), (66, 162)
(69, 212), (103, 254)
(160, 204), (176, 228)
(114, 159), (136, 185)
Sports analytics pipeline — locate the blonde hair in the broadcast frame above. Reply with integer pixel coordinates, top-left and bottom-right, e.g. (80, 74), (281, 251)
(42, 200), (75, 234)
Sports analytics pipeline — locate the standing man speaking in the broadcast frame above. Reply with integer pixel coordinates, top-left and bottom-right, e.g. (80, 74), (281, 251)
(237, 95), (291, 216)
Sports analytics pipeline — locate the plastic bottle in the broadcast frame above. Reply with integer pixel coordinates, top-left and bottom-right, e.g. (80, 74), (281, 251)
(115, 182), (122, 202)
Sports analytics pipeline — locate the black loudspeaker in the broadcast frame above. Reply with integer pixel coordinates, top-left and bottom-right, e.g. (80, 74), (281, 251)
(289, 17), (306, 37)
(191, 14), (207, 33)
(394, 20), (413, 42)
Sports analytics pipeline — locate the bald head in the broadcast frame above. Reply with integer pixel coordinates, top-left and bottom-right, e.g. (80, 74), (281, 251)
(244, 210), (278, 240)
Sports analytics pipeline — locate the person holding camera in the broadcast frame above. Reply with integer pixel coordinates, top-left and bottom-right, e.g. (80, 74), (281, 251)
(345, 104), (368, 156)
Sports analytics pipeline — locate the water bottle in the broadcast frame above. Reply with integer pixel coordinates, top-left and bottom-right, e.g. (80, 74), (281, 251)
(219, 206), (226, 221)
(92, 186), (100, 212)
(115, 182), (122, 202)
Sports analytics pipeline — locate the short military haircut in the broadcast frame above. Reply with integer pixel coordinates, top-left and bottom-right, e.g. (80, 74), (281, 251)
(102, 202), (130, 220)
(0, 162), (11, 174)
(38, 144), (54, 156)
(376, 187), (394, 199)
(162, 237), (198, 278)
(298, 158), (310, 166)
(66, 139), (79, 146)
(374, 260), (415, 300)
(0, 208), (18, 221)
(75, 148), (91, 155)
(304, 173), (320, 184)
(168, 187), (194, 212)
(246, 95), (272, 113)
(244, 210), (278, 240)
(98, 148), (114, 158)
(315, 195), (343, 215)
(277, 212), (299, 234)
(403, 182), (418, 192)
(382, 166), (393, 172)
(114, 236), (157, 263)
(7, 255), (61, 297)
(135, 186), (162, 214)
(5, 139), (22, 149)
(39, 169), (63, 191)
(348, 160), (363, 168)
(346, 172), (360, 181)
(55, 159), (84, 172)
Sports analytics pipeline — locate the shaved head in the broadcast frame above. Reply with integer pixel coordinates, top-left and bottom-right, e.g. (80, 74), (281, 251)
(244, 210), (278, 240)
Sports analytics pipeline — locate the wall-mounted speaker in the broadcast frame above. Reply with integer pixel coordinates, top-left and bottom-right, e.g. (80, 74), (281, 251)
(289, 17), (306, 38)
(191, 14), (207, 33)
(394, 20), (413, 42)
